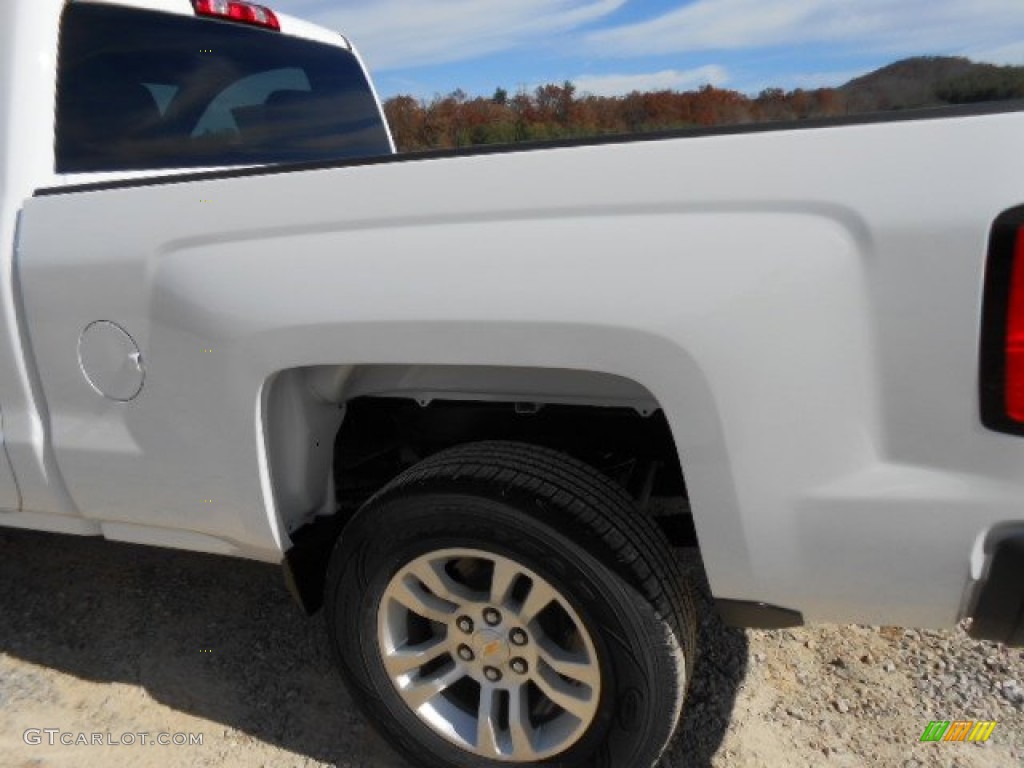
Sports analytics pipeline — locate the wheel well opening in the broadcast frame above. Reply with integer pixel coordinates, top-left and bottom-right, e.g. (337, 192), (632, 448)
(332, 397), (696, 547)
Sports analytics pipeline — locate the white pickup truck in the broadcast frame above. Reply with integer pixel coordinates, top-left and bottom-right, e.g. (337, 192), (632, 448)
(3, 1), (1023, 765)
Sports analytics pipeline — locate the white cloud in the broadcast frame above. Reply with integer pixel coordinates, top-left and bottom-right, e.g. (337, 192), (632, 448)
(292, 0), (627, 71)
(573, 65), (729, 96)
(586, 0), (1024, 59)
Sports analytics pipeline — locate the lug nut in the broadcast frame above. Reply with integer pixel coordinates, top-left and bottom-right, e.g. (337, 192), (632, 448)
(509, 628), (528, 646)
(457, 645), (475, 662)
(456, 616), (474, 634)
(510, 657), (528, 675)
(483, 666), (502, 682)
(483, 608), (502, 626)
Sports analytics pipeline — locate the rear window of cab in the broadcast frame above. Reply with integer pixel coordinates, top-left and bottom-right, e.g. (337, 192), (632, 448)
(55, 2), (393, 172)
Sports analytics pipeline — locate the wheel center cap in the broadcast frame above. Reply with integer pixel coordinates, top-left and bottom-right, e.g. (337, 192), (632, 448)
(473, 629), (510, 664)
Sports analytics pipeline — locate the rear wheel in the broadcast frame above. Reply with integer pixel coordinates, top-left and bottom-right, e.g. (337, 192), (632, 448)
(325, 441), (697, 768)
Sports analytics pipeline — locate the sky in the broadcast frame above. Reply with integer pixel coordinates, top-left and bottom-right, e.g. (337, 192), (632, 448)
(269, 0), (1024, 99)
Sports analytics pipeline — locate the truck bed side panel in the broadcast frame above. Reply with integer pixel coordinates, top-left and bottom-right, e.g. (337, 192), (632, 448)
(16, 112), (1024, 623)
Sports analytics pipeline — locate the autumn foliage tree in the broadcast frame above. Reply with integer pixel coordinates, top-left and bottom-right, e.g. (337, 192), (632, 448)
(383, 83), (759, 151)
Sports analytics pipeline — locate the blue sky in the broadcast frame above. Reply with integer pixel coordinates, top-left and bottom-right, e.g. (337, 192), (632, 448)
(271, 0), (1024, 99)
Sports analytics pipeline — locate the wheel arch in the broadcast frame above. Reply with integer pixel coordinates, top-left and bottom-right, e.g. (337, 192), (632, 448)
(265, 363), (668, 534)
(262, 362), (729, 614)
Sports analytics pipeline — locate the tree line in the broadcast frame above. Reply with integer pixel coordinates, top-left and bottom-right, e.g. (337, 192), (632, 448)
(382, 57), (1024, 152)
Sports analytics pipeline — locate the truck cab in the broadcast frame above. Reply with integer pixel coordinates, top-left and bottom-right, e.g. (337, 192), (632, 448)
(0, 0), (393, 523)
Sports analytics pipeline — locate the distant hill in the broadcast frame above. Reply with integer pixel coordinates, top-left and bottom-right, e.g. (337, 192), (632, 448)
(841, 56), (1024, 110)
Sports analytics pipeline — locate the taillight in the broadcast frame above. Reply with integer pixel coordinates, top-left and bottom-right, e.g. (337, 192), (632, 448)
(193, 0), (280, 30)
(980, 208), (1024, 434)
(1007, 231), (1024, 421)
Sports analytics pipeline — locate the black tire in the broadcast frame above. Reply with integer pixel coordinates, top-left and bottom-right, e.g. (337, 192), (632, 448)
(325, 441), (698, 768)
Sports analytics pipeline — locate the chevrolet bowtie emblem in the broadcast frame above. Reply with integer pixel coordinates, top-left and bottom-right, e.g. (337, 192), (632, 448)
(483, 640), (502, 657)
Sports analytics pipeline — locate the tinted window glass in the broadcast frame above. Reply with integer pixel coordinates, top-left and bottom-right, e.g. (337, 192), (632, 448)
(56, 3), (392, 172)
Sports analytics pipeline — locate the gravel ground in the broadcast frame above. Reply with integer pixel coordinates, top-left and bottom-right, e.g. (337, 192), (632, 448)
(0, 528), (1021, 768)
